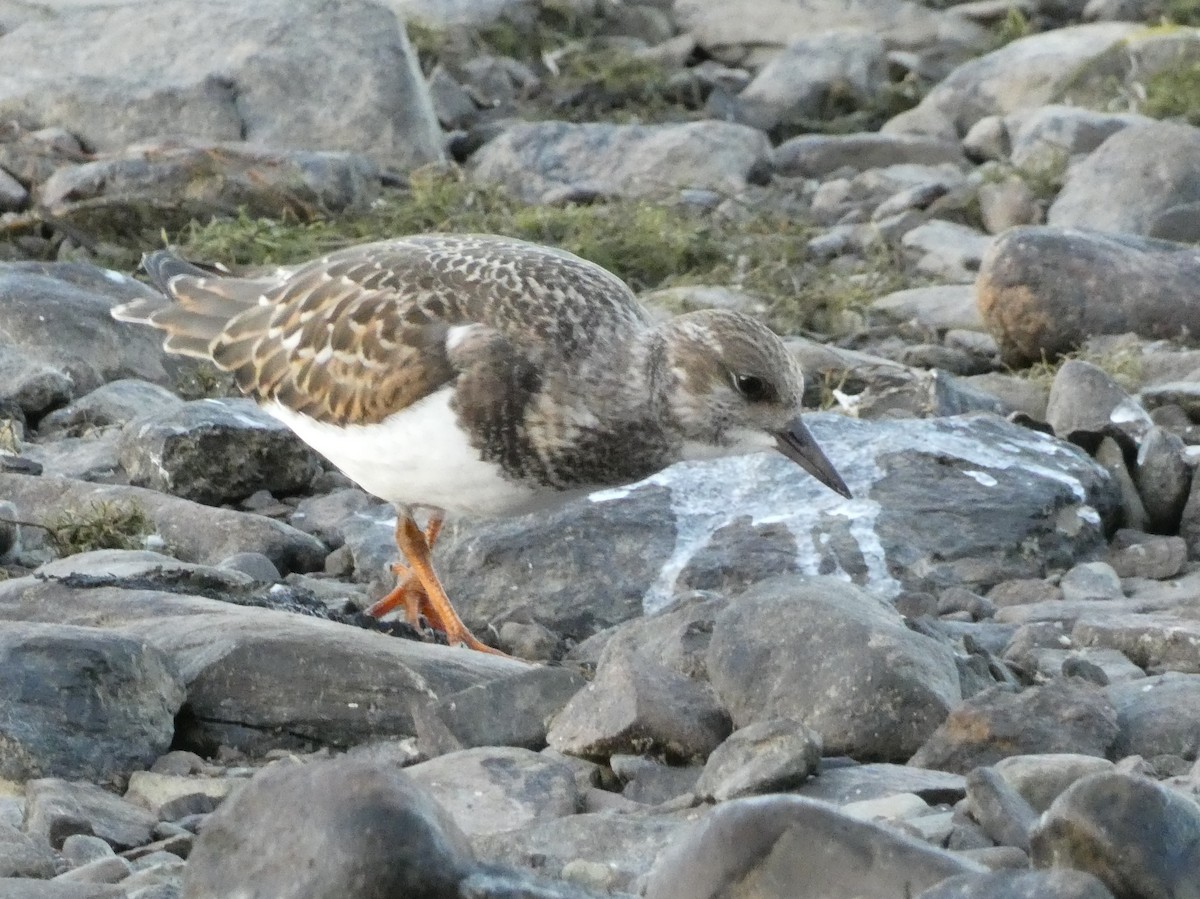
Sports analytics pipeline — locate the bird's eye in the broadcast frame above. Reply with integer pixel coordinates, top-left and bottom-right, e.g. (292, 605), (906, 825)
(732, 373), (772, 402)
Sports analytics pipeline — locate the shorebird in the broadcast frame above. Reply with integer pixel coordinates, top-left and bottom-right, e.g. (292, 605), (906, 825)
(112, 234), (850, 654)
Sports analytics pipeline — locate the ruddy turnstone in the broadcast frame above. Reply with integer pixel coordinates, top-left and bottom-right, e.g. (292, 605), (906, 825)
(112, 234), (850, 654)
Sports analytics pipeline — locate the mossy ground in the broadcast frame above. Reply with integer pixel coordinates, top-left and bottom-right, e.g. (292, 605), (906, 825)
(1015, 345), (1145, 391)
(1141, 58), (1200, 124)
(175, 165), (912, 336)
(407, 7), (701, 125)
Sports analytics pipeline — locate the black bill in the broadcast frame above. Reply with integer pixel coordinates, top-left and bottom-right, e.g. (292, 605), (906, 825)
(774, 416), (852, 499)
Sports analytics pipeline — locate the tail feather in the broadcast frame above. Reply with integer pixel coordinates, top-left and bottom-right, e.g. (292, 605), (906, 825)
(141, 249), (216, 294)
(110, 249), (266, 363)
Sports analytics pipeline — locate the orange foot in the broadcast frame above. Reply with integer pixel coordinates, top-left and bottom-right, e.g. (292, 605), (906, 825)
(366, 509), (507, 657)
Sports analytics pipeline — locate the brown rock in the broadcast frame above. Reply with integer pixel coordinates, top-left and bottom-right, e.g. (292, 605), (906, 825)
(976, 226), (1200, 367)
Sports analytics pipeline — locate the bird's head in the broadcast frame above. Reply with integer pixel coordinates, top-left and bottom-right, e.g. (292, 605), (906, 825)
(657, 309), (851, 498)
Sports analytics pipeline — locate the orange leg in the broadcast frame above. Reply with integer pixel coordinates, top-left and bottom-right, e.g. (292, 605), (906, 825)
(366, 514), (442, 625)
(368, 510), (506, 656)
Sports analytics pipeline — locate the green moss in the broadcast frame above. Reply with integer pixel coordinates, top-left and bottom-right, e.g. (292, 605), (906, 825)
(46, 501), (152, 555)
(1142, 59), (1200, 124)
(1165, 0), (1200, 25)
(989, 7), (1032, 50)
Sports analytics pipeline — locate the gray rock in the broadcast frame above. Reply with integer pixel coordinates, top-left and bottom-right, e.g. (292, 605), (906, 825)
(673, 0), (985, 66)
(643, 795), (986, 899)
(899, 23), (1138, 135)
(0, 473), (325, 574)
(916, 869), (1116, 899)
(1107, 531), (1186, 580)
(406, 747), (580, 838)
(774, 133), (966, 178)
(870, 284), (983, 332)
(24, 778), (157, 850)
(900, 220), (992, 282)
(120, 398), (322, 505)
(1049, 121), (1200, 237)
(438, 414), (1117, 646)
(992, 753), (1116, 813)
(1141, 381), (1200, 420)
(988, 579), (1063, 608)
(469, 120), (770, 203)
(566, 591), (726, 679)
(964, 767), (1038, 851)
(288, 488), (385, 550)
(42, 142), (382, 234)
(937, 586), (996, 620)
(54, 855), (132, 883)
(733, 31), (888, 131)
(614, 756), (701, 806)
(909, 680), (1120, 773)
(60, 834), (116, 868)
(216, 552), (281, 582)
(427, 65), (478, 130)
(0, 263), (199, 397)
(19, 430), (125, 483)
(977, 226), (1200, 367)
(0, 882), (124, 898)
(1045, 360), (1151, 447)
(0, 0), (442, 166)
(0, 345), (74, 418)
(473, 811), (682, 895)
(695, 718), (822, 801)
(1055, 609), (1200, 672)
(976, 174), (1043, 235)
(414, 665), (586, 752)
(1133, 426), (1191, 534)
(812, 162), (966, 225)
(0, 623), (183, 781)
(0, 821), (56, 878)
(1030, 771), (1200, 898)
(707, 576), (961, 760)
(0, 572), (528, 754)
(1108, 673), (1200, 760)
(547, 648), (730, 762)
(1007, 105), (1150, 172)
(182, 757), (472, 899)
(797, 762), (967, 805)
(123, 771), (241, 820)
(1058, 562), (1122, 603)
(39, 381), (183, 438)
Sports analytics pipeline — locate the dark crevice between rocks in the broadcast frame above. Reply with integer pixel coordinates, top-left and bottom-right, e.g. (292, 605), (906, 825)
(171, 705), (327, 757)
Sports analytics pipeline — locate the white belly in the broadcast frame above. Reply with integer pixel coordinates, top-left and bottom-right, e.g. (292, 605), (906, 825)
(265, 389), (540, 517)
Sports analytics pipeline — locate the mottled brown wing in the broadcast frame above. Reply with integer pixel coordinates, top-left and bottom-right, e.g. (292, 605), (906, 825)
(196, 235), (647, 426)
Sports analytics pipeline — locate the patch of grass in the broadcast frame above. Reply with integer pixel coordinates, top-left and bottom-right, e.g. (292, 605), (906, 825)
(179, 166), (725, 292)
(979, 150), (1070, 203)
(177, 166), (918, 336)
(990, 7), (1033, 50)
(1141, 59), (1200, 124)
(45, 501), (152, 556)
(548, 46), (693, 122)
(1165, 0), (1200, 25)
(1015, 346), (1145, 391)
